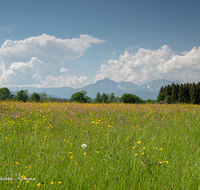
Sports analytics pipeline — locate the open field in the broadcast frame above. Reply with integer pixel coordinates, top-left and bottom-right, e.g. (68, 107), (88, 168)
(0, 102), (199, 189)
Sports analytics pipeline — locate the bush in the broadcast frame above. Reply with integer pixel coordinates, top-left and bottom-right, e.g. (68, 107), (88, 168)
(165, 95), (171, 104)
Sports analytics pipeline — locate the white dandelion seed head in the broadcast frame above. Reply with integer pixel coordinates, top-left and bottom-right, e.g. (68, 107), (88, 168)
(81, 144), (87, 148)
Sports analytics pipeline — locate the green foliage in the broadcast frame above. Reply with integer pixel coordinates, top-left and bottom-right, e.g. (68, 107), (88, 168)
(109, 93), (116, 102)
(94, 92), (117, 103)
(71, 90), (90, 103)
(115, 96), (120, 103)
(156, 92), (164, 103)
(30, 92), (40, 102)
(135, 95), (145, 103)
(120, 93), (136, 103)
(86, 96), (92, 103)
(101, 93), (108, 103)
(16, 89), (29, 102)
(164, 85), (171, 97)
(146, 99), (156, 104)
(0, 87), (11, 100)
(39, 92), (51, 102)
(190, 82), (197, 104)
(159, 81), (200, 104)
(94, 92), (102, 103)
(197, 82), (200, 104)
(179, 84), (184, 103)
(171, 83), (178, 103)
(165, 95), (171, 104)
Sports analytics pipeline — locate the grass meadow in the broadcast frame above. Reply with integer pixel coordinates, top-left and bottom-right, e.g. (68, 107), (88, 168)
(0, 101), (199, 189)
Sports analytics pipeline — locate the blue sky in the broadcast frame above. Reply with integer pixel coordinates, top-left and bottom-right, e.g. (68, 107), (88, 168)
(0, 0), (200, 88)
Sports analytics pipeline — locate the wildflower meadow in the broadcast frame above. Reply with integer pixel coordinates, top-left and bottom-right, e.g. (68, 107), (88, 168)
(0, 101), (199, 189)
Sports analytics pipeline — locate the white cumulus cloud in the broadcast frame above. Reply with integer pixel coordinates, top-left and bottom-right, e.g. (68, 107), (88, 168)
(0, 33), (105, 87)
(39, 75), (88, 88)
(60, 67), (68, 73)
(95, 45), (200, 84)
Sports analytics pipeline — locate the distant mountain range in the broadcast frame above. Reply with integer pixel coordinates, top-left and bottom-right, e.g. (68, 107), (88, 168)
(8, 78), (181, 100)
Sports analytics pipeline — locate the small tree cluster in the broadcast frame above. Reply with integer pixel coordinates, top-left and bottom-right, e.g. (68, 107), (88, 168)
(92, 92), (144, 104)
(0, 87), (12, 100)
(30, 92), (40, 102)
(93, 92), (119, 103)
(120, 93), (136, 103)
(15, 90), (29, 102)
(71, 91), (91, 103)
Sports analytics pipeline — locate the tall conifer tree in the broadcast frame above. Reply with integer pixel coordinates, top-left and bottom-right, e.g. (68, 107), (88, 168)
(190, 82), (196, 104)
(179, 84), (184, 103)
(171, 83), (178, 103)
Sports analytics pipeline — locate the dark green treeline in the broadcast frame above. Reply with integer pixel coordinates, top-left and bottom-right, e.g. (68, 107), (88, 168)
(157, 82), (200, 104)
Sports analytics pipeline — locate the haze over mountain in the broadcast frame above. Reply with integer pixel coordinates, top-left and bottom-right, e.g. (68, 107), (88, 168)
(9, 78), (181, 100)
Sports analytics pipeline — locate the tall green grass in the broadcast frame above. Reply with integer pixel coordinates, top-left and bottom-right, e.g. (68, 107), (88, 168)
(0, 101), (199, 189)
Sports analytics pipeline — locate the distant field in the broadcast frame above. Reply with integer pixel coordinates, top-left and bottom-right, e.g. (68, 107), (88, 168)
(0, 102), (199, 189)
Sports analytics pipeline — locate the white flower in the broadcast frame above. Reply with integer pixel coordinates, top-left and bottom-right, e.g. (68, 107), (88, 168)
(81, 144), (87, 148)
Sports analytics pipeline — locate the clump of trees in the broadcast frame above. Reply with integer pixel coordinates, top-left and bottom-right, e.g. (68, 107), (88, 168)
(157, 82), (200, 104)
(15, 90), (29, 102)
(30, 92), (40, 102)
(0, 87), (150, 104)
(71, 91), (91, 103)
(0, 88), (56, 102)
(0, 87), (12, 100)
(70, 91), (144, 104)
(93, 92), (119, 103)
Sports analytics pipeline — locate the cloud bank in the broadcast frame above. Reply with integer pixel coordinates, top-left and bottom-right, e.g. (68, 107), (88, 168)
(0, 34), (199, 89)
(95, 45), (200, 84)
(0, 33), (105, 88)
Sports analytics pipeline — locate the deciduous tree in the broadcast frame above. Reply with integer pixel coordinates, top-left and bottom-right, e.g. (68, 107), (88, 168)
(94, 92), (102, 103)
(30, 92), (40, 102)
(0, 87), (11, 100)
(120, 93), (136, 103)
(71, 90), (90, 103)
(16, 90), (28, 102)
